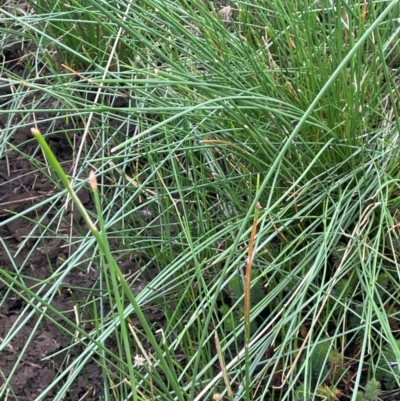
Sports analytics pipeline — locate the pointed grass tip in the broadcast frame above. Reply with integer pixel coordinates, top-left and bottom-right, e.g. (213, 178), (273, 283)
(31, 128), (41, 136)
(89, 170), (98, 192)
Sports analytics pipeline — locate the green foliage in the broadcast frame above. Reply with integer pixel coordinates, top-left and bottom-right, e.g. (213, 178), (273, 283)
(221, 271), (264, 337)
(227, 270), (264, 308)
(294, 384), (310, 401)
(376, 273), (390, 290)
(328, 349), (346, 383)
(316, 384), (340, 401)
(333, 276), (357, 300)
(355, 391), (365, 401)
(363, 379), (381, 401)
(349, 304), (365, 332)
(308, 344), (349, 392)
(248, 271), (265, 308)
(228, 275), (243, 301)
(376, 340), (400, 390)
(310, 342), (330, 383)
(374, 272), (391, 303)
(328, 349), (342, 367)
(25, 0), (132, 69)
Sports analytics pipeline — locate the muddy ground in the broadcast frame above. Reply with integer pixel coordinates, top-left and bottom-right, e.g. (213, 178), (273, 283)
(0, 32), (119, 400)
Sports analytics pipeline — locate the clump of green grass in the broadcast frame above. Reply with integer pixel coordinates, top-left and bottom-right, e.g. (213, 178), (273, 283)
(1, 0), (400, 400)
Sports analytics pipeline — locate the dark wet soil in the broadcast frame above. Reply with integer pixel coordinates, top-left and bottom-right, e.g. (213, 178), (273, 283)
(0, 32), (110, 400)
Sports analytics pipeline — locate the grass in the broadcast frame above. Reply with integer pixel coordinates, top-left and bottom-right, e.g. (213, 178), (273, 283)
(0, 0), (400, 400)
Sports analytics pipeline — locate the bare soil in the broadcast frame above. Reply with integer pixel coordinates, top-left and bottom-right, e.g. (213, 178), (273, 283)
(0, 39), (107, 400)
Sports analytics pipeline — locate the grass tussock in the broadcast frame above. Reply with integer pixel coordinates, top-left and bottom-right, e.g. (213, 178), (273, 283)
(0, 0), (400, 400)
